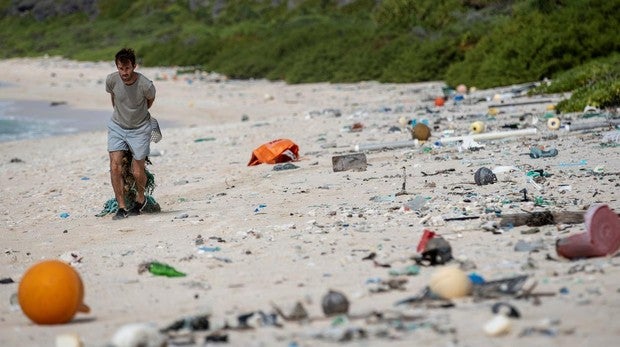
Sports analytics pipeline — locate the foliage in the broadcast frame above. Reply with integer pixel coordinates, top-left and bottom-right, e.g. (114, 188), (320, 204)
(444, 0), (620, 89)
(0, 0), (618, 109)
(531, 53), (620, 112)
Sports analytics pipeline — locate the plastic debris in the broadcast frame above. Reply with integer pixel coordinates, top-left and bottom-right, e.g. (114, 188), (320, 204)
(197, 246), (221, 253)
(556, 204), (620, 259)
(411, 123), (432, 141)
(388, 265), (420, 276)
(55, 333), (83, 347)
(492, 302), (521, 318)
(109, 323), (165, 347)
(472, 275), (528, 299)
(162, 314), (210, 332)
(273, 162), (299, 171)
(414, 230), (453, 266)
(529, 146), (558, 158)
(428, 266), (472, 299)
(254, 204), (267, 213)
(474, 167), (497, 185)
(470, 121), (485, 133)
(321, 290), (350, 316)
(138, 261), (186, 277)
(483, 314), (512, 336)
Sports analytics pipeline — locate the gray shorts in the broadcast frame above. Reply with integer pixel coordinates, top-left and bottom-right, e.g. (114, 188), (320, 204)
(107, 120), (151, 160)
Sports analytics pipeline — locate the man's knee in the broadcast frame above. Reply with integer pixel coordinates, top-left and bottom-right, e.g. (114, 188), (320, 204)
(132, 160), (146, 178)
(109, 153), (124, 174)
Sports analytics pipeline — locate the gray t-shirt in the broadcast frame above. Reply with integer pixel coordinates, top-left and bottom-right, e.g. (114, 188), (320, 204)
(106, 72), (156, 129)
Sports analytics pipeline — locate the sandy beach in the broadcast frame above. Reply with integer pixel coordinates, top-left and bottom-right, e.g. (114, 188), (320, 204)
(1, 56), (619, 347)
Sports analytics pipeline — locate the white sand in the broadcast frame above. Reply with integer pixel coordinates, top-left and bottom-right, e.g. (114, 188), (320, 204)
(1, 57), (619, 346)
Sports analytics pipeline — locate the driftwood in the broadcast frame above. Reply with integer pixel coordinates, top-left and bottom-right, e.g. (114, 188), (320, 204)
(500, 210), (620, 227)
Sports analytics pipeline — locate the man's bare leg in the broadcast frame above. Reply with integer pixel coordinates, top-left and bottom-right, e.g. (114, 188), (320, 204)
(109, 151), (126, 209)
(132, 158), (147, 207)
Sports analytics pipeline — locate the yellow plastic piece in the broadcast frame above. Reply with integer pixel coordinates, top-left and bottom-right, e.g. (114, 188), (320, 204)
(487, 108), (499, 116)
(470, 121), (485, 134)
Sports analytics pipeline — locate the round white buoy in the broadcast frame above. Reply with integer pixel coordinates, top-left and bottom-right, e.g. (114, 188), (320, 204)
(547, 117), (561, 130)
(428, 266), (472, 299)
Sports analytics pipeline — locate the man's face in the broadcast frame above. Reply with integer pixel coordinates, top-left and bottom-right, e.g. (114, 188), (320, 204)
(116, 60), (135, 83)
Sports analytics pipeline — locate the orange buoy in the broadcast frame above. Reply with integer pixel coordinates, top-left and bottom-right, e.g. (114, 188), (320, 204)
(18, 260), (90, 324)
(434, 97), (445, 107)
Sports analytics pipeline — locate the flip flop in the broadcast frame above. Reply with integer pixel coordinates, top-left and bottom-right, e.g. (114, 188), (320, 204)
(556, 204), (620, 259)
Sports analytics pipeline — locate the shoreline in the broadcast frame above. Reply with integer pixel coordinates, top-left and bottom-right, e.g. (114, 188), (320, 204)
(0, 97), (178, 143)
(0, 98), (109, 142)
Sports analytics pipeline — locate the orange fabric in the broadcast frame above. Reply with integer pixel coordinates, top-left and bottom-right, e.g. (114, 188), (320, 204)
(248, 139), (299, 166)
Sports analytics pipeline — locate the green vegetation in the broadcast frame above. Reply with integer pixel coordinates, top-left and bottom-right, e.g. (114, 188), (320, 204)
(531, 53), (620, 112)
(0, 0), (618, 110)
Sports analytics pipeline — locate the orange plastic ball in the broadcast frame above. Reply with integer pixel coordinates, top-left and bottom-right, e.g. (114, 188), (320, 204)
(18, 260), (90, 325)
(434, 97), (445, 107)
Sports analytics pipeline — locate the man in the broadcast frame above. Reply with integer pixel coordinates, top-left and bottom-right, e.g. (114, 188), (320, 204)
(106, 48), (156, 220)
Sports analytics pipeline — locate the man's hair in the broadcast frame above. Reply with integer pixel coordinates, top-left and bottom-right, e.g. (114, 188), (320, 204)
(115, 48), (136, 66)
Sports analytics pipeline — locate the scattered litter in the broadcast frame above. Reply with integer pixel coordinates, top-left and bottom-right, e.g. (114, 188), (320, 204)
(557, 159), (587, 167)
(370, 194), (395, 203)
(138, 261), (186, 277)
(194, 137), (215, 142)
(55, 333), (83, 347)
(321, 290), (350, 316)
(483, 314), (512, 336)
(472, 275), (529, 299)
(529, 146), (558, 158)
(411, 123), (432, 141)
(110, 323), (165, 347)
(197, 246), (221, 253)
(492, 302), (521, 318)
(388, 265), (420, 276)
(248, 139), (299, 166)
(556, 204), (620, 259)
(428, 266), (472, 299)
(474, 167), (497, 185)
(272, 301), (309, 321)
(162, 314), (210, 332)
(514, 239), (547, 252)
(414, 229), (453, 266)
(273, 162), (299, 171)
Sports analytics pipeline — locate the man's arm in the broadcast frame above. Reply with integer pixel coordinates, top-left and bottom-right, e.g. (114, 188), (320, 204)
(110, 93), (115, 107)
(147, 97), (155, 109)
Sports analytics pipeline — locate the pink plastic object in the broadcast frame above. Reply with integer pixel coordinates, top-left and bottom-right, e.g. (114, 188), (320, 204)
(556, 204), (620, 259)
(417, 229), (436, 253)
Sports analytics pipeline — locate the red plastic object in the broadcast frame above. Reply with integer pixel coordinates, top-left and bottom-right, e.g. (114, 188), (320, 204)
(556, 204), (620, 259)
(417, 229), (436, 253)
(434, 97), (445, 107)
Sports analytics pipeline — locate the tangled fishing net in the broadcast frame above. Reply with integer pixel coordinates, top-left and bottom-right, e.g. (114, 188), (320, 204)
(96, 151), (161, 217)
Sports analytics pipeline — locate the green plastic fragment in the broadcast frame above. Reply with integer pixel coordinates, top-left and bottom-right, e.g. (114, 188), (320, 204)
(148, 262), (186, 277)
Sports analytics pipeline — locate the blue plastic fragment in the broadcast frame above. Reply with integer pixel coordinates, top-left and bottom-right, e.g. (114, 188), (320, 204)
(468, 273), (485, 285)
